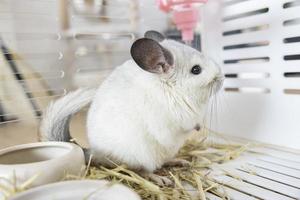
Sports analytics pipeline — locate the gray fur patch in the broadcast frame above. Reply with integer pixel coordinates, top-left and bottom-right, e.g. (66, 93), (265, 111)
(130, 38), (173, 74)
(144, 30), (165, 42)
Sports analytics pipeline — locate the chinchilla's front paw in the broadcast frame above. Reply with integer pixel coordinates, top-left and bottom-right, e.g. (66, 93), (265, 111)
(163, 158), (190, 168)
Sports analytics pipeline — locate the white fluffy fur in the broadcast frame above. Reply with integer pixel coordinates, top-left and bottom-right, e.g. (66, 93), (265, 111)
(41, 39), (222, 172)
(87, 40), (222, 172)
(40, 88), (96, 141)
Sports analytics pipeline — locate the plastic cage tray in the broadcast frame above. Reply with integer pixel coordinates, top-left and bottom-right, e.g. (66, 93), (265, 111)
(204, 139), (300, 200)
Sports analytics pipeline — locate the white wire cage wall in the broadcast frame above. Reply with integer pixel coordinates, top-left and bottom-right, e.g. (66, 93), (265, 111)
(203, 0), (300, 150)
(0, 0), (143, 125)
(0, 0), (300, 199)
(201, 1), (300, 199)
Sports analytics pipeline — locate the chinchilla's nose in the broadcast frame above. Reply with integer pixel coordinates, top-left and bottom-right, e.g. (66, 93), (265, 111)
(214, 74), (225, 82)
(212, 74), (224, 93)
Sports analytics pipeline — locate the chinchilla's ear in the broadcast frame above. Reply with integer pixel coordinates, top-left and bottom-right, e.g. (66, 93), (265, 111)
(130, 38), (174, 74)
(144, 30), (165, 42)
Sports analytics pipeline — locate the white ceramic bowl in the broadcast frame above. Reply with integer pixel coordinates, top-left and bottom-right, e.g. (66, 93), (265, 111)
(0, 142), (85, 188)
(10, 180), (141, 200)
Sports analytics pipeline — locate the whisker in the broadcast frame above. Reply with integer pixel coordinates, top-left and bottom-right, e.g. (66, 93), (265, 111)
(209, 84), (213, 135)
(215, 90), (219, 132)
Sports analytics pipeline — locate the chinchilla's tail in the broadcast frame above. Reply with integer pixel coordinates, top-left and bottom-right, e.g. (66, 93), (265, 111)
(40, 88), (96, 142)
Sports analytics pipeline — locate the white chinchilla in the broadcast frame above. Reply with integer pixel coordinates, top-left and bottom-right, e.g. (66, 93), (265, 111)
(40, 31), (223, 173)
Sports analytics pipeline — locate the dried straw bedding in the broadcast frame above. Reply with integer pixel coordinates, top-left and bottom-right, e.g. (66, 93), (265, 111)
(0, 131), (253, 200)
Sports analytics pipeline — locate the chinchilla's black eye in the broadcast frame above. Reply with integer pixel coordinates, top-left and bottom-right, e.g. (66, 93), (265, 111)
(191, 65), (202, 75)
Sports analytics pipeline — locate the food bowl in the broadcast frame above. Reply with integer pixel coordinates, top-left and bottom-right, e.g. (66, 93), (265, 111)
(10, 180), (141, 200)
(0, 142), (85, 189)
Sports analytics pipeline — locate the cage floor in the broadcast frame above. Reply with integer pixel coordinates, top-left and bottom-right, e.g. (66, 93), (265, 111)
(0, 112), (88, 148)
(0, 113), (299, 200)
(206, 144), (300, 200)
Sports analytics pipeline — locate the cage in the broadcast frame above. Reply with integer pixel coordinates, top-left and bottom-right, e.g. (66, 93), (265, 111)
(0, 0), (300, 199)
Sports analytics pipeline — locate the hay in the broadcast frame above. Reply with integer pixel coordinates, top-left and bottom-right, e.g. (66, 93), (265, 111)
(0, 131), (251, 200)
(66, 131), (251, 200)
(0, 171), (40, 200)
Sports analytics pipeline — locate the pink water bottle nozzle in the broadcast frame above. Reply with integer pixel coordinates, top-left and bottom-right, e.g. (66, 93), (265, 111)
(173, 6), (199, 42)
(157, 0), (208, 43)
